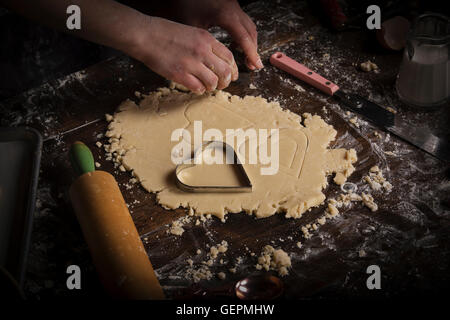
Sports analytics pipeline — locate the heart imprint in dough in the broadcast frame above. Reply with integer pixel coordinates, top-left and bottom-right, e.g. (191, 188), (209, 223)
(175, 141), (252, 191)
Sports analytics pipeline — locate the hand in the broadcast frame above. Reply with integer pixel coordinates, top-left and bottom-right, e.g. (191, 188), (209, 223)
(129, 16), (238, 94)
(169, 0), (263, 70)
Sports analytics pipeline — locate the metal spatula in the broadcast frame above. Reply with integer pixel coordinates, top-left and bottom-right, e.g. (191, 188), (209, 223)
(270, 52), (450, 163)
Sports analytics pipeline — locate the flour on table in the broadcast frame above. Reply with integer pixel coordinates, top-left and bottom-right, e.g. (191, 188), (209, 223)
(105, 88), (357, 219)
(182, 240), (229, 282)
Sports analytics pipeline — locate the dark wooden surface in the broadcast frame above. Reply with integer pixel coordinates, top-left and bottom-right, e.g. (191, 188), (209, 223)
(1, 0), (449, 300)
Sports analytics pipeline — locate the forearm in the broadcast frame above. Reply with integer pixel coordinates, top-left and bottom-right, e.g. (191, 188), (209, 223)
(0, 0), (241, 92)
(0, 0), (148, 56)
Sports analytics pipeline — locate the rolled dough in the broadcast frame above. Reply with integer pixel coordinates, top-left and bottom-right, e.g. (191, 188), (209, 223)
(105, 88), (357, 219)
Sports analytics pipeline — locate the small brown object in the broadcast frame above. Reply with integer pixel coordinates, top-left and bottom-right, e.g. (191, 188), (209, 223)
(69, 170), (164, 300)
(376, 16), (410, 51)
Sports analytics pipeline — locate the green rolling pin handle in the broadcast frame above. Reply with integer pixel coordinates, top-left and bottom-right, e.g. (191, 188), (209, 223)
(69, 141), (95, 177)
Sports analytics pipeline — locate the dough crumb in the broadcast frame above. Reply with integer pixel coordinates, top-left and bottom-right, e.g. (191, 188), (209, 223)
(181, 240), (231, 283)
(217, 272), (226, 280)
(186, 265), (213, 283)
(301, 226), (311, 239)
(333, 152), (357, 185)
(349, 117), (360, 128)
(360, 60), (379, 72)
(167, 216), (192, 236)
(362, 193), (378, 212)
(168, 222), (184, 236)
(210, 246), (219, 259)
(364, 176), (382, 191)
(95, 162), (101, 168)
(210, 240), (228, 259)
(105, 113), (113, 122)
(338, 192), (362, 205)
(386, 107), (397, 114)
(255, 245), (291, 277)
(169, 81), (189, 92)
(327, 203), (339, 217)
(363, 166), (393, 192)
(249, 83), (257, 90)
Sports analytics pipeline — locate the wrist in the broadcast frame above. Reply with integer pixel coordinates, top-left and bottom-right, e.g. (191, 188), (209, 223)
(120, 14), (156, 63)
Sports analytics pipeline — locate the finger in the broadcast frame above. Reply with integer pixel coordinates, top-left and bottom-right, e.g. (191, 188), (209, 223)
(240, 17), (259, 71)
(190, 63), (219, 92)
(176, 73), (206, 94)
(204, 55), (232, 89)
(240, 14), (258, 48)
(212, 41), (239, 81)
(222, 22), (262, 70)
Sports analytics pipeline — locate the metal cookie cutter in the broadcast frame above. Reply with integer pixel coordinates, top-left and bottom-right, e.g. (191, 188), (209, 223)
(175, 140), (253, 193)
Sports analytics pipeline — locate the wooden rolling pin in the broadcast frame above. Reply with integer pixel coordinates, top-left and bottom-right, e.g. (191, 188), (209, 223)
(69, 141), (164, 299)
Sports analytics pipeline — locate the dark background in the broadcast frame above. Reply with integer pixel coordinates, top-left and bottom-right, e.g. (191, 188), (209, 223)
(0, 0), (447, 101)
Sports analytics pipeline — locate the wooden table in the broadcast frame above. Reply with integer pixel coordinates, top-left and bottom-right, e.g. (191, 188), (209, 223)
(1, 0), (449, 299)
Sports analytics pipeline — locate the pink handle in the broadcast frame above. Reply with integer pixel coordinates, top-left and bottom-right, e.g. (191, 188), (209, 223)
(270, 52), (339, 96)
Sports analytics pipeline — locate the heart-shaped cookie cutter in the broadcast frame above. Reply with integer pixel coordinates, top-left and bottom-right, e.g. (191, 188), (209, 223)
(175, 140), (253, 193)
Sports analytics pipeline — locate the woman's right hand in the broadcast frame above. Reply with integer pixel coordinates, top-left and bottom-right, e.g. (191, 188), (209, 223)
(129, 16), (239, 94)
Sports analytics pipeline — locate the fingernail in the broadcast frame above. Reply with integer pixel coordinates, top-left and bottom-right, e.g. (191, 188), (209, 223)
(225, 73), (231, 84)
(245, 57), (255, 70)
(256, 58), (264, 69)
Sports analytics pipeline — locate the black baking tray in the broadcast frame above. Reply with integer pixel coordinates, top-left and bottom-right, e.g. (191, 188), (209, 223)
(0, 127), (42, 289)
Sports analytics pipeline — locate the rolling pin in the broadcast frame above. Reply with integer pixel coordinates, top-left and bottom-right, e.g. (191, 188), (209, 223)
(69, 141), (164, 299)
